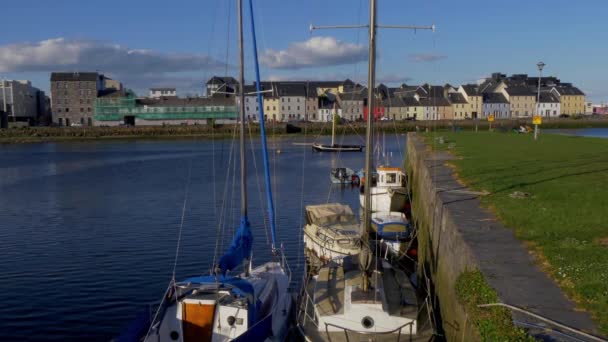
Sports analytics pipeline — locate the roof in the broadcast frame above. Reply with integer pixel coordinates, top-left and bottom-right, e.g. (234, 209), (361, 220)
(276, 83), (306, 97)
(482, 92), (509, 104)
(339, 89), (366, 101)
(419, 97), (451, 106)
(539, 92), (560, 103)
(98, 89), (125, 98)
(207, 76), (237, 85)
(150, 87), (175, 91)
(461, 84), (481, 96)
(504, 86), (535, 96)
(553, 86), (585, 96)
(448, 93), (468, 104)
(137, 96), (235, 107)
(50, 72), (99, 82)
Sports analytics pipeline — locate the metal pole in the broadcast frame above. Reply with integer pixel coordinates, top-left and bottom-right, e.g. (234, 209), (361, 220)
(331, 101), (336, 146)
(238, 0), (247, 219)
(2, 79), (7, 113)
(362, 0), (377, 292)
(534, 62), (544, 140)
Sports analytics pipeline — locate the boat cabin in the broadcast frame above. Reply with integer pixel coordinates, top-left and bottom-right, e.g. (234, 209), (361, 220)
(376, 166), (405, 188)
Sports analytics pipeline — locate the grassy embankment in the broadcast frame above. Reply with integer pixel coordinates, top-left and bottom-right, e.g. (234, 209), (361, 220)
(2, 116), (608, 143)
(424, 131), (608, 336)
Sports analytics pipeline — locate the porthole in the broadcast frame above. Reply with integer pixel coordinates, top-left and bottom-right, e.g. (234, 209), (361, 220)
(361, 316), (374, 329)
(227, 316), (236, 326)
(170, 330), (179, 340)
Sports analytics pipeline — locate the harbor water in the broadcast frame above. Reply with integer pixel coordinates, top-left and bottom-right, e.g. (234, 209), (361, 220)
(0, 134), (405, 341)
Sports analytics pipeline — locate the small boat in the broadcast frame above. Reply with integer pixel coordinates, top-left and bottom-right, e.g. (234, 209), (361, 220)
(330, 167), (359, 184)
(303, 203), (362, 265)
(312, 142), (364, 152)
(360, 166), (409, 213)
(371, 211), (412, 256)
(312, 103), (363, 152)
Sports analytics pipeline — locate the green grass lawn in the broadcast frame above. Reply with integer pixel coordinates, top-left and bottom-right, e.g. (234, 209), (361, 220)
(424, 131), (608, 335)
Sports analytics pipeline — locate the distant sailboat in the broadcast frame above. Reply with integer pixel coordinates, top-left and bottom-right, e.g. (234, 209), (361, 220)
(312, 103), (364, 152)
(115, 1), (292, 341)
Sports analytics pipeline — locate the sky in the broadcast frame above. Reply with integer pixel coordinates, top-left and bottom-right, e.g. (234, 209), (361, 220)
(1, 0), (607, 102)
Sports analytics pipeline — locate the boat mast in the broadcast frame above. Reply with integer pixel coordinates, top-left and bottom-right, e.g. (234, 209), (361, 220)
(238, 0), (247, 221)
(362, 0), (377, 292)
(248, 0), (278, 252)
(331, 101), (336, 146)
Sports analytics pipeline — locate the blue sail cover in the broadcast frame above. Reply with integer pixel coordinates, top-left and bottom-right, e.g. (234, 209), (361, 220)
(218, 218), (253, 274)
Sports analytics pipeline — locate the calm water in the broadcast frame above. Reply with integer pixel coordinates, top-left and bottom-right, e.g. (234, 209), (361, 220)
(547, 127), (608, 138)
(0, 134), (406, 341)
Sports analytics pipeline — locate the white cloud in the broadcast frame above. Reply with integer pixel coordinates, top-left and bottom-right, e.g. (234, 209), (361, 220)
(261, 36), (367, 69)
(409, 53), (447, 63)
(0, 38), (225, 74)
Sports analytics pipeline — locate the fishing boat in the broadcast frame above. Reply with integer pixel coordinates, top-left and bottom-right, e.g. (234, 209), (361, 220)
(297, 1), (436, 340)
(359, 166), (409, 213)
(303, 203), (362, 265)
(330, 167), (359, 185)
(312, 104), (363, 152)
(371, 211), (412, 256)
(115, 1), (292, 340)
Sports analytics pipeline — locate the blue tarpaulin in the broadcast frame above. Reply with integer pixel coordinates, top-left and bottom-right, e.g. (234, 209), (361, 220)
(218, 218), (253, 274)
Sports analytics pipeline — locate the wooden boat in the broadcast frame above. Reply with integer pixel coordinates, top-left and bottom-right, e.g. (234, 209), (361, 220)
(303, 203), (362, 265)
(312, 103), (363, 152)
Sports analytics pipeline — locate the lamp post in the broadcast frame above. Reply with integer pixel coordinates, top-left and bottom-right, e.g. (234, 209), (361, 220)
(534, 61), (545, 140)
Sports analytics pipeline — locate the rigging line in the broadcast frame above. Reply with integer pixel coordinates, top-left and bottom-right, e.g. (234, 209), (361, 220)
(223, 0), (233, 78)
(171, 155), (194, 282)
(144, 281), (174, 340)
(247, 120), (271, 245)
(296, 88), (310, 275)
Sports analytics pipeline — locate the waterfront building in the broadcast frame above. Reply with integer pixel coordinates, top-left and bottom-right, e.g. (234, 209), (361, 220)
(458, 84), (483, 119)
(51, 72), (104, 126)
(206, 76), (238, 97)
(551, 85), (585, 116)
(448, 92), (469, 120)
(339, 88), (365, 122)
(277, 83), (307, 122)
(318, 99), (341, 122)
(103, 77), (123, 91)
(585, 102), (594, 115)
(482, 93), (510, 119)
(0, 79), (44, 124)
(538, 92), (561, 117)
(149, 88), (176, 98)
(496, 83), (536, 117)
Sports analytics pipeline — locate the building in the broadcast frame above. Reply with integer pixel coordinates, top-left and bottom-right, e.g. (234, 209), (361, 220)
(403, 97), (423, 120)
(306, 92), (319, 121)
(94, 93), (237, 126)
(458, 85), (482, 119)
(585, 102), (594, 115)
(448, 92), (468, 120)
(277, 83), (307, 122)
(206, 76), (237, 97)
(497, 84), (536, 117)
(551, 86), (585, 116)
(149, 88), (176, 98)
(339, 88), (365, 122)
(244, 82), (276, 122)
(50, 72), (103, 126)
(318, 99), (341, 122)
(385, 97), (407, 120)
(482, 93), (510, 119)
(0, 80), (43, 123)
(103, 76), (123, 91)
(538, 93), (561, 117)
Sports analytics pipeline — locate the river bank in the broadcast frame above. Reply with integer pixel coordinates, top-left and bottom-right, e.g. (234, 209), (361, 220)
(2, 116), (608, 143)
(420, 131), (608, 337)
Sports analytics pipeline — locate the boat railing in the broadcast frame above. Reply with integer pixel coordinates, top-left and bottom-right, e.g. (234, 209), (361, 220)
(478, 303), (607, 342)
(323, 321), (415, 342)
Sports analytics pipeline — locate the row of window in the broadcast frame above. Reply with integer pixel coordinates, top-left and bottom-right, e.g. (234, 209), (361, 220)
(54, 81), (95, 90)
(55, 107), (92, 113)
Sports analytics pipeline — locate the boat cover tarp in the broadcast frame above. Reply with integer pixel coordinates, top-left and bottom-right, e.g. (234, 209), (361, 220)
(306, 203), (356, 226)
(218, 218), (253, 274)
(182, 275), (255, 298)
(371, 212), (411, 240)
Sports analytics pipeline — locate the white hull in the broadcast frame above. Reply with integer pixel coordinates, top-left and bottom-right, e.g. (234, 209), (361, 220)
(359, 187), (392, 212)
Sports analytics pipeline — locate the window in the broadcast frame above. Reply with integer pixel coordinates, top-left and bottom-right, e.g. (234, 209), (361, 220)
(288, 106), (291, 110)
(88, 108), (91, 112)
(58, 108), (62, 113)
(273, 106), (276, 110)
(297, 106), (300, 110)
(266, 106), (269, 110)
(66, 108), (70, 112)
(256, 106), (258, 111)
(288, 98), (290, 102)
(282, 106), (284, 111)
(80, 108), (84, 113)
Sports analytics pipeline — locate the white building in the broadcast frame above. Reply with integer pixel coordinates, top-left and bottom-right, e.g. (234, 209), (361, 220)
(0, 80), (41, 121)
(317, 100), (341, 122)
(206, 76), (237, 97)
(538, 93), (561, 117)
(149, 88), (176, 98)
(277, 83), (307, 122)
(482, 93), (510, 119)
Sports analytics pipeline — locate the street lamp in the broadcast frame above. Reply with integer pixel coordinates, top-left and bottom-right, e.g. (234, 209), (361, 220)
(534, 61), (545, 140)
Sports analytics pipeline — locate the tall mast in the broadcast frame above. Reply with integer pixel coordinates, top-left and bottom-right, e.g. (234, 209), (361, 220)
(238, 0), (247, 220)
(331, 101), (336, 146)
(362, 0), (377, 278)
(248, 0), (278, 252)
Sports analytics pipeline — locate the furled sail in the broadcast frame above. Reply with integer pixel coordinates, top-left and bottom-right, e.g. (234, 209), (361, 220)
(218, 218), (252, 274)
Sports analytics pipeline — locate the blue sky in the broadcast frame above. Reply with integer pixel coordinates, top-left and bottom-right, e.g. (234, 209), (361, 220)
(1, 0), (606, 102)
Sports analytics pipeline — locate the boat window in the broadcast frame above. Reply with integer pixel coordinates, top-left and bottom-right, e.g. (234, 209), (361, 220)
(315, 214), (358, 226)
(382, 224), (408, 233)
(386, 173), (397, 184)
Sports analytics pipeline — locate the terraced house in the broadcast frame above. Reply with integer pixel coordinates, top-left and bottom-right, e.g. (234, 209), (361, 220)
(497, 84), (536, 117)
(458, 84), (482, 119)
(448, 92), (469, 120)
(551, 85), (585, 115)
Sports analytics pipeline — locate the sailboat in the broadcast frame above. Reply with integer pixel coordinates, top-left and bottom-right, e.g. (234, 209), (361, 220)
(312, 103), (364, 152)
(297, 1), (435, 340)
(115, 1), (292, 341)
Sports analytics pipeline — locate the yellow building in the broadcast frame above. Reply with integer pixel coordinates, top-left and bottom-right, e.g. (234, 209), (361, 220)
(458, 85), (482, 118)
(448, 92), (469, 120)
(499, 84), (536, 117)
(551, 86), (586, 115)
